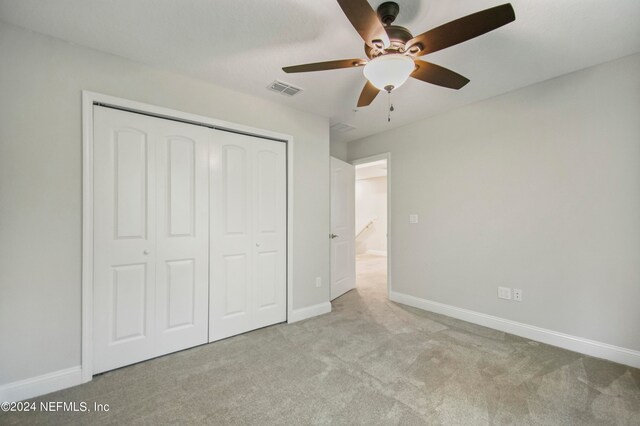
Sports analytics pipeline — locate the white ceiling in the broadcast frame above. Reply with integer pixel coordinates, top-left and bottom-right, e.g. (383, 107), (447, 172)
(1, 0), (639, 143)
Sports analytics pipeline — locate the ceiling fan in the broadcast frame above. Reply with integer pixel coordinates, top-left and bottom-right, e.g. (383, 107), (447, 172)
(282, 0), (515, 107)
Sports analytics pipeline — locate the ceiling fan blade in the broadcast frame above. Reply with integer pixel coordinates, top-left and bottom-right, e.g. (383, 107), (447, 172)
(357, 80), (380, 107)
(411, 60), (470, 90)
(336, 0), (390, 49)
(283, 59), (366, 73)
(406, 3), (515, 56)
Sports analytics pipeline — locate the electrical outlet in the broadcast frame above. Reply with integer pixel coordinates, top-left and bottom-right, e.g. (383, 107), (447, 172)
(315, 277), (322, 288)
(409, 214), (419, 224)
(513, 288), (522, 302)
(498, 286), (512, 300)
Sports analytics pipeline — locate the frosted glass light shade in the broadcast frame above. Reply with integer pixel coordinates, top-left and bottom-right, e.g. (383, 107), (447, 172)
(363, 54), (415, 91)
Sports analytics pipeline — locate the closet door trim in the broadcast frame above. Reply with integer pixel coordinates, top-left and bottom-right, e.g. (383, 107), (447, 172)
(82, 91), (294, 383)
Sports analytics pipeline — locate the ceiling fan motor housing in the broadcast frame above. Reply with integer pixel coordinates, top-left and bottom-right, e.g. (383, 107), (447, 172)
(365, 25), (413, 58)
(377, 1), (400, 25)
(386, 26), (413, 46)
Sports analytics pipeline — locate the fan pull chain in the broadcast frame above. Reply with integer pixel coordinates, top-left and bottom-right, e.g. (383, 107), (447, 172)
(387, 92), (395, 123)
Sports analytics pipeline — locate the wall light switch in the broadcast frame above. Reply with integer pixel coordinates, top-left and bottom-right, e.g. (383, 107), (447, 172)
(498, 286), (512, 300)
(409, 214), (419, 224)
(315, 277), (322, 288)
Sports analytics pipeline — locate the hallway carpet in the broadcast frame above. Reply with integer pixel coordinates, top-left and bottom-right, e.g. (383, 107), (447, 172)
(2, 254), (639, 425)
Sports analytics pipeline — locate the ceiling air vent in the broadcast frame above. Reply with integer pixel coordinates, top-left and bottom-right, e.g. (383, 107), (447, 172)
(330, 122), (356, 133)
(268, 80), (303, 96)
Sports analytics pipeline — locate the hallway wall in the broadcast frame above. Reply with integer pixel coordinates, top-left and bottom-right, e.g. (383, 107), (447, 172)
(355, 176), (387, 255)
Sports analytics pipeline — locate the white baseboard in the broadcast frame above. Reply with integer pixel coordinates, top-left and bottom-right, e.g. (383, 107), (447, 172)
(288, 302), (332, 323)
(0, 366), (82, 402)
(389, 291), (640, 369)
(366, 250), (387, 257)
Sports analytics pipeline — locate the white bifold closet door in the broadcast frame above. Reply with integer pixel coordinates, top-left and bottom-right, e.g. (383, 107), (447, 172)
(209, 131), (287, 342)
(93, 106), (287, 374)
(93, 106), (210, 374)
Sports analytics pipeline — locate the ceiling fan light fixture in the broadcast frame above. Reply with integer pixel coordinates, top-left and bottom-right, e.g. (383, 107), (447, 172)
(363, 54), (414, 92)
(282, 1), (516, 107)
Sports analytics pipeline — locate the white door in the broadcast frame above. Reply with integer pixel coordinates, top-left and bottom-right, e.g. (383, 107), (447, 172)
(330, 157), (355, 300)
(93, 107), (209, 373)
(209, 131), (287, 342)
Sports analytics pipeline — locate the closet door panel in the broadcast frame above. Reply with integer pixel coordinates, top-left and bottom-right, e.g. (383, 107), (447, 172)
(255, 251), (279, 312)
(223, 145), (249, 235)
(209, 133), (253, 341)
(93, 107), (157, 374)
(167, 138), (196, 236)
(155, 122), (210, 355)
(252, 141), (287, 328)
(111, 264), (148, 341)
(165, 259), (196, 327)
(222, 253), (249, 316)
(114, 131), (148, 239)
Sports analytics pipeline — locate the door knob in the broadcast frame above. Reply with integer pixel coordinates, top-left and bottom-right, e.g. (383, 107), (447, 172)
(330, 234), (339, 239)
(256, 243), (261, 247)
(143, 250), (150, 255)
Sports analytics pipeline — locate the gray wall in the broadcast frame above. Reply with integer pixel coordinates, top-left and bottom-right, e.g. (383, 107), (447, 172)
(348, 53), (640, 351)
(0, 22), (330, 385)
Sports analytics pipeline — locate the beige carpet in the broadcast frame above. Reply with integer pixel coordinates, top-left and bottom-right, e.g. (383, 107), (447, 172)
(2, 254), (639, 425)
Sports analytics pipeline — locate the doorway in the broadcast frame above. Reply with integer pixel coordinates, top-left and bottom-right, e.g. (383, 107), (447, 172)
(353, 155), (389, 298)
